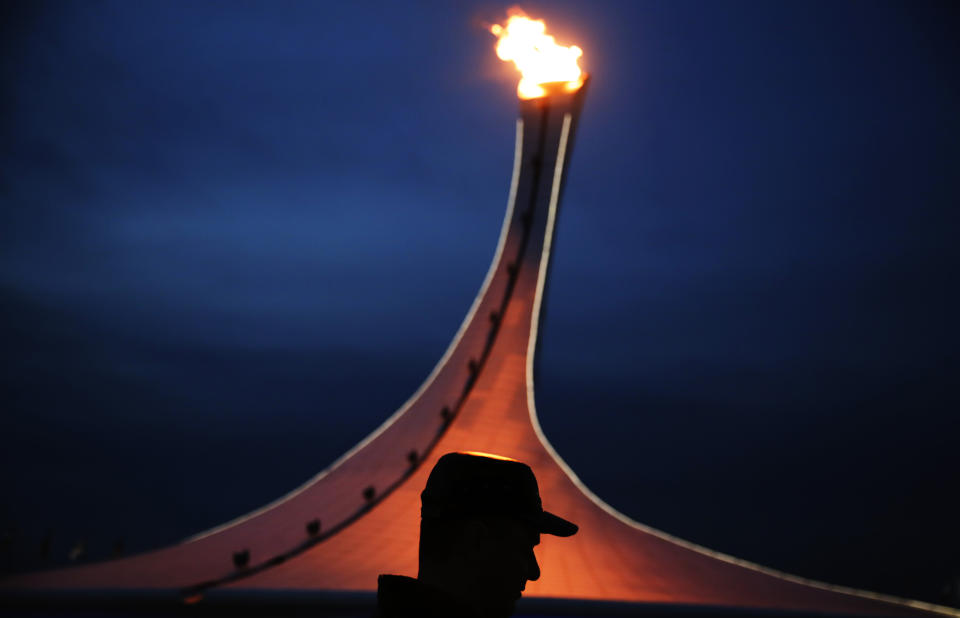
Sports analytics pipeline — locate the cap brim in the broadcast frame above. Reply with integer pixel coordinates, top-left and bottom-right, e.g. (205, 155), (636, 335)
(539, 510), (578, 537)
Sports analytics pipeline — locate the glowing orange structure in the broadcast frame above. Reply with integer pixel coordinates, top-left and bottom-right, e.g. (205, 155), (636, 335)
(2, 17), (956, 618)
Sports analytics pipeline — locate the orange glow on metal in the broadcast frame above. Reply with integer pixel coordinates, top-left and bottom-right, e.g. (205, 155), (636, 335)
(490, 10), (584, 99)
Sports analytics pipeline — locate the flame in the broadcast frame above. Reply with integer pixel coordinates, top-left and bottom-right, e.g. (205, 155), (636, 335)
(490, 10), (584, 99)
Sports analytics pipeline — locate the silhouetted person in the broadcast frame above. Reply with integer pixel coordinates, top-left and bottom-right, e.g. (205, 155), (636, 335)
(376, 451), (578, 618)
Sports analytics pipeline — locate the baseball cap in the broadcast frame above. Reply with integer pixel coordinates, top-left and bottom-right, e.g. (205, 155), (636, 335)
(420, 451), (578, 537)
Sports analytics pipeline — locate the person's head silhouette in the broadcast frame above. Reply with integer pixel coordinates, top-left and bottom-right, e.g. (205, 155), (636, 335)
(376, 451), (578, 618)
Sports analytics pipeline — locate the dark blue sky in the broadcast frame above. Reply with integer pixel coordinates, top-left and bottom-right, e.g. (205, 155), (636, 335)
(2, 0), (958, 606)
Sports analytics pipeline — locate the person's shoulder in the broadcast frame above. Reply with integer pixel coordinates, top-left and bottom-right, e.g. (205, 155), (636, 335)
(376, 574), (479, 618)
(375, 574), (422, 618)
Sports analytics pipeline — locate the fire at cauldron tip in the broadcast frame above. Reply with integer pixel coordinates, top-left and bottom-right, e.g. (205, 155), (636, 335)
(490, 9), (585, 100)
